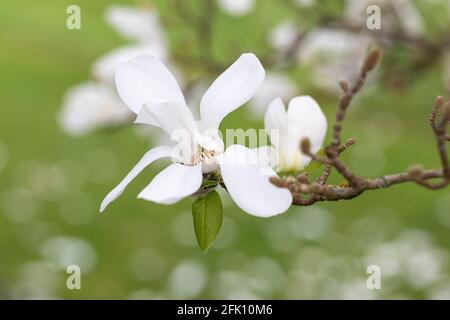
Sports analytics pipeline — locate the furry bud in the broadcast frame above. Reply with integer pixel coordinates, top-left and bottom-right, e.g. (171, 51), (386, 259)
(269, 177), (288, 188)
(338, 80), (350, 93)
(300, 138), (311, 155)
(443, 102), (450, 120)
(434, 96), (445, 111)
(362, 47), (381, 73)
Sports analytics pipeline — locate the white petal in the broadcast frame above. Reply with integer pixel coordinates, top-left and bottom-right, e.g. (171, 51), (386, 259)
(285, 96), (327, 168)
(138, 163), (202, 204)
(298, 29), (372, 93)
(200, 53), (265, 131)
(105, 5), (165, 43)
(59, 82), (131, 136)
(250, 72), (296, 116)
(134, 105), (160, 127)
(264, 97), (287, 150)
(268, 21), (300, 52)
(100, 146), (172, 212)
(249, 145), (279, 168)
(115, 55), (186, 115)
(217, 0), (255, 16)
(92, 44), (167, 86)
(218, 145), (292, 217)
(143, 101), (197, 137)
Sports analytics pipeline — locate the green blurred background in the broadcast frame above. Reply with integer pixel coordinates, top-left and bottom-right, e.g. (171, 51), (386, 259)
(1, 0), (450, 299)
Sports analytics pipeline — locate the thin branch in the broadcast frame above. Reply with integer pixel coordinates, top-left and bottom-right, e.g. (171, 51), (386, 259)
(271, 48), (450, 205)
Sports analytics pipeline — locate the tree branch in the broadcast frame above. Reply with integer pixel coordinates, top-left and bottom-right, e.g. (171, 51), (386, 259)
(271, 48), (450, 205)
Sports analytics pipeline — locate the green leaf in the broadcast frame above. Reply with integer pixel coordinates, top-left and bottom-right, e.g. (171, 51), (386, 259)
(191, 190), (223, 252)
(201, 178), (219, 189)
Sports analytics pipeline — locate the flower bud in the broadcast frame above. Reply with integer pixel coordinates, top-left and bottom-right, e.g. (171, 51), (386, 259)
(338, 80), (349, 93)
(443, 102), (450, 121)
(300, 138), (311, 155)
(362, 47), (381, 73)
(434, 96), (445, 111)
(269, 176), (288, 188)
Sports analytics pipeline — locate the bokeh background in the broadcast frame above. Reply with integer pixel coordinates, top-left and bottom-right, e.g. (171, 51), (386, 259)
(1, 0), (450, 299)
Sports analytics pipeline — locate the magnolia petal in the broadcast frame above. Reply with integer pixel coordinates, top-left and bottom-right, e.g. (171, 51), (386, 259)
(200, 53), (265, 131)
(138, 163), (202, 204)
(249, 145), (279, 168)
(286, 96), (327, 168)
(217, 0), (255, 16)
(264, 97), (287, 150)
(142, 101), (197, 138)
(105, 5), (165, 43)
(115, 55), (186, 115)
(195, 131), (224, 153)
(218, 145), (292, 217)
(100, 146), (172, 212)
(92, 44), (167, 86)
(134, 105), (160, 127)
(59, 82), (131, 136)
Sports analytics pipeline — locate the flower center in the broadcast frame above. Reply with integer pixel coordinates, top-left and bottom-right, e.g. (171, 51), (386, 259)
(191, 148), (219, 165)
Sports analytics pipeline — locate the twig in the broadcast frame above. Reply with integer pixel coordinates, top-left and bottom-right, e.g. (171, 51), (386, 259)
(271, 48), (450, 205)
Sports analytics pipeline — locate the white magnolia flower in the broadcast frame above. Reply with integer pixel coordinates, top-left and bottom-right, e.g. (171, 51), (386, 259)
(265, 96), (327, 172)
(60, 5), (173, 137)
(100, 54), (292, 217)
(105, 5), (165, 44)
(217, 0), (255, 16)
(268, 21), (300, 53)
(345, 0), (424, 37)
(59, 82), (131, 136)
(94, 5), (173, 86)
(298, 29), (373, 93)
(250, 72), (297, 116)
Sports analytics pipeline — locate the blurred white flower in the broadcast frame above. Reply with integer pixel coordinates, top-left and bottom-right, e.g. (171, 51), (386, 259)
(105, 5), (165, 43)
(246, 257), (286, 297)
(249, 72), (297, 116)
(264, 96), (327, 172)
(59, 82), (132, 136)
(298, 29), (373, 93)
(95, 5), (174, 85)
(217, 0), (255, 16)
(60, 5), (174, 137)
(212, 271), (261, 299)
(268, 21), (300, 53)
(288, 206), (333, 241)
(39, 236), (97, 273)
(345, 0), (424, 36)
(167, 261), (208, 298)
(365, 230), (448, 289)
(101, 54), (292, 217)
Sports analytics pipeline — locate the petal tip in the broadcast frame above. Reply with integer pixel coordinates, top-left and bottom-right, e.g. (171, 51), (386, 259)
(99, 200), (108, 213)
